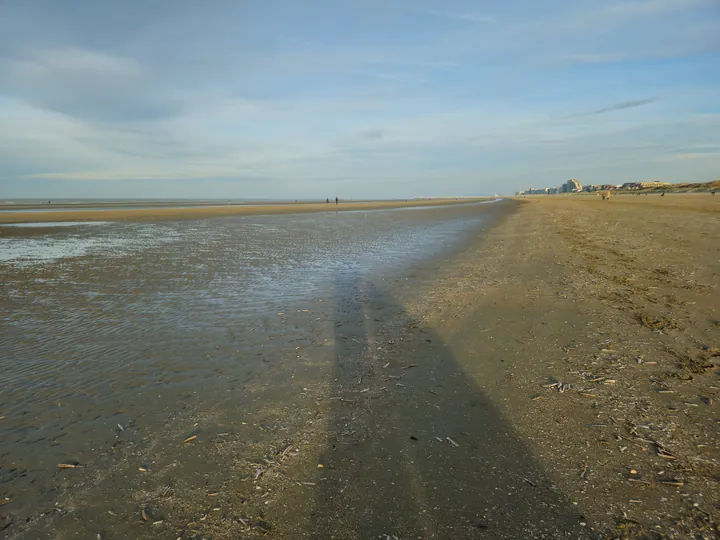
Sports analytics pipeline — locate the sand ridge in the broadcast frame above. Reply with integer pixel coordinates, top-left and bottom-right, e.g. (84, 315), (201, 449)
(0, 198), (490, 224)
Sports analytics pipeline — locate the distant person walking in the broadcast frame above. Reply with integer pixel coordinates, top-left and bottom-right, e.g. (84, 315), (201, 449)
(326, 198), (330, 203)
(335, 197), (339, 205)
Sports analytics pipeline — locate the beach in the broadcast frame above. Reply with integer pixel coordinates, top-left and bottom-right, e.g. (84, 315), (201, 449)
(1, 195), (718, 538)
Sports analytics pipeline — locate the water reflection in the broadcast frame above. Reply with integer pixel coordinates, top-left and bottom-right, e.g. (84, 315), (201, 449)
(0, 202), (503, 534)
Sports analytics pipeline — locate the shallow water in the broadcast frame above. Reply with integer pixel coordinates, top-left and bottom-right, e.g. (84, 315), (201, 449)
(0, 222), (177, 264)
(0, 204), (261, 213)
(0, 222), (113, 227)
(0, 202), (507, 534)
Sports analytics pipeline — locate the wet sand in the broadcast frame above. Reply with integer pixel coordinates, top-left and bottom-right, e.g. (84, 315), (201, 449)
(1, 195), (717, 538)
(0, 198), (486, 225)
(2, 201), (538, 539)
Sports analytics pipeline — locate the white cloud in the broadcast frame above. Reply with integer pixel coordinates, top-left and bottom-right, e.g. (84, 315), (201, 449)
(433, 0), (720, 66)
(0, 1), (718, 196)
(6, 98), (716, 188)
(563, 53), (628, 64)
(600, 0), (714, 18)
(28, 48), (140, 77)
(658, 151), (720, 162)
(420, 9), (498, 23)
(0, 47), (183, 121)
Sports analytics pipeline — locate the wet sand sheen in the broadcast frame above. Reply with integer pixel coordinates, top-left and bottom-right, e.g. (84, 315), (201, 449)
(1, 201), (524, 538)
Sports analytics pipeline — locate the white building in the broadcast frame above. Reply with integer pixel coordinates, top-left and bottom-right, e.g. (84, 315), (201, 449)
(560, 178), (582, 193)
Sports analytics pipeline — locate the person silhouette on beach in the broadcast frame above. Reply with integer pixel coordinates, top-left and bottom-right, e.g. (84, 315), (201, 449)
(335, 197), (339, 205)
(326, 198), (330, 203)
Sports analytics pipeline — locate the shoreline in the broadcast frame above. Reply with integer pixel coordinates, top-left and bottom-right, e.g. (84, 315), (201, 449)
(0, 198), (490, 224)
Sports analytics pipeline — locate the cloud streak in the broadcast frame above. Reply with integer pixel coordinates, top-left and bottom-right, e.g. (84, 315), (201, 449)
(592, 98), (659, 115)
(419, 9), (498, 24)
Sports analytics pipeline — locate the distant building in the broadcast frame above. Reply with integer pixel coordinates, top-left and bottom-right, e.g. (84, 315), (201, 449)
(621, 182), (671, 190)
(639, 181), (672, 188)
(560, 178), (583, 193)
(583, 185), (601, 192)
(622, 182), (642, 190)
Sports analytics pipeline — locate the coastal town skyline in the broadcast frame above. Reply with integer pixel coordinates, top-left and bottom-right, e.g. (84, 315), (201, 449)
(516, 178), (674, 195)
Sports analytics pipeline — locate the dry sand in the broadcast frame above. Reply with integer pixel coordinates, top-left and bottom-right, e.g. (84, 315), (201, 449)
(0, 198), (485, 224)
(406, 193), (720, 537)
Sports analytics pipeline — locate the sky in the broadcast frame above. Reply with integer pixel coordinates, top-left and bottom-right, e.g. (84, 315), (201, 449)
(0, 0), (719, 199)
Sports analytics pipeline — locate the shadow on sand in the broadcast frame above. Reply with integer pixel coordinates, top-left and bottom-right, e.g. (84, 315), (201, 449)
(309, 269), (599, 539)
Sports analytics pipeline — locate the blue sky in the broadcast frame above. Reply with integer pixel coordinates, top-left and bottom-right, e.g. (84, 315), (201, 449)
(0, 0), (718, 198)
